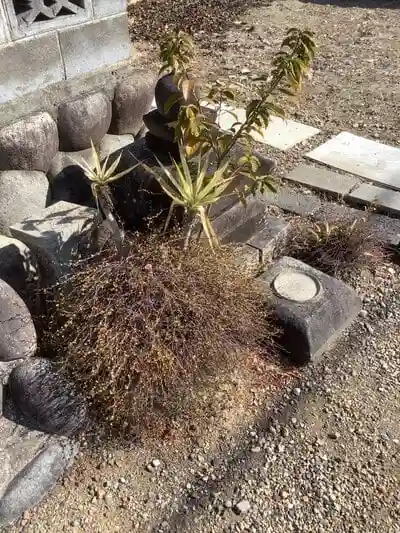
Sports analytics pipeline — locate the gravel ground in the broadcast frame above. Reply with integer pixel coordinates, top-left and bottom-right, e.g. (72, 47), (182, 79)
(5, 1), (400, 532)
(8, 262), (400, 533)
(130, 0), (400, 177)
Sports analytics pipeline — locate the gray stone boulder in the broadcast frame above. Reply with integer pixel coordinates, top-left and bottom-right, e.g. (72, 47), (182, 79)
(111, 70), (157, 135)
(258, 257), (362, 365)
(0, 236), (39, 308)
(143, 109), (175, 142)
(0, 439), (77, 526)
(0, 112), (59, 172)
(58, 91), (112, 152)
(0, 170), (50, 235)
(8, 358), (87, 436)
(0, 279), (36, 362)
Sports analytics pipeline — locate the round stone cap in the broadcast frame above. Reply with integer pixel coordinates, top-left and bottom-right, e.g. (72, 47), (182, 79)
(272, 270), (320, 303)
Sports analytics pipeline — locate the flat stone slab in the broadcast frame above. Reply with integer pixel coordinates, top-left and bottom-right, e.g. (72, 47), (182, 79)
(306, 132), (400, 191)
(285, 164), (360, 196)
(215, 105), (320, 150)
(259, 257), (362, 364)
(348, 183), (400, 217)
(10, 201), (97, 280)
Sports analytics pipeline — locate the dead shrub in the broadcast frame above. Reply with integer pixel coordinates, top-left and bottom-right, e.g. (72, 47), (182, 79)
(48, 234), (276, 437)
(282, 217), (385, 279)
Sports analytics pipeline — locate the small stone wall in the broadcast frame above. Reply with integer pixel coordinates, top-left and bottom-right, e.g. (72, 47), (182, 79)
(0, 0), (131, 104)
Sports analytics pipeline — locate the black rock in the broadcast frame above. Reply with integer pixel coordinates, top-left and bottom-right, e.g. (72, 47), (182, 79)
(143, 109), (176, 143)
(8, 358), (87, 436)
(155, 74), (184, 121)
(0, 279), (37, 362)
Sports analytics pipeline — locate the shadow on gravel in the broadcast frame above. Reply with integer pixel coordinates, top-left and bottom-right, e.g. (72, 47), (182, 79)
(299, 0), (399, 8)
(150, 323), (364, 533)
(128, 0), (271, 42)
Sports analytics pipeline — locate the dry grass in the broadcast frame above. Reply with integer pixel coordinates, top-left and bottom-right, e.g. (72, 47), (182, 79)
(48, 234), (277, 437)
(282, 217), (386, 279)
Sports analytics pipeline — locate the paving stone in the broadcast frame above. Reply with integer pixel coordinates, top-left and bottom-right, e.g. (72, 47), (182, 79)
(347, 183), (400, 217)
(306, 132), (400, 191)
(212, 197), (267, 243)
(258, 257), (362, 364)
(285, 164), (360, 196)
(10, 201), (97, 280)
(215, 105), (320, 150)
(257, 186), (323, 217)
(0, 438), (77, 526)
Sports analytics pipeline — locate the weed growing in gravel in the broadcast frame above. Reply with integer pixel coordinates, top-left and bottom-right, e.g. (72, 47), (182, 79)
(282, 217), (385, 279)
(49, 234), (277, 437)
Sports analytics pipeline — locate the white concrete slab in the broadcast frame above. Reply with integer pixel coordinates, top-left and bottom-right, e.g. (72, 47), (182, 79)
(208, 104), (320, 151)
(306, 132), (400, 192)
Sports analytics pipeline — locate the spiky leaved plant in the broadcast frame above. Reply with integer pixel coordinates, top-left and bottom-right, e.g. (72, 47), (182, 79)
(72, 142), (136, 252)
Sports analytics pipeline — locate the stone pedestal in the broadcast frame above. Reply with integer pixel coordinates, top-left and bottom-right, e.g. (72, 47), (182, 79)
(259, 257), (362, 364)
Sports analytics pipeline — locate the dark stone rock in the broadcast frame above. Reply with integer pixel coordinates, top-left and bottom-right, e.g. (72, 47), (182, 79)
(0, 170), (50, 235)
(0, 440), (77, 526)
(143, 109), (175, 142)
(0, 112), (59, 172)
(258, 257), (362, 365)
(155, 74), (183, 120)
(0, 279), (36, 362)
(58, 91), (112, 152)
(47, 151), (94, 207)
(111, 70), (157, 135)
(8, 358), (87, 435)
(109, 137), (176, 231)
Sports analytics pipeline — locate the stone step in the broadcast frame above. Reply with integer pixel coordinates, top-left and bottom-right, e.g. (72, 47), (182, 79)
(285, 164), (361, 197)
(347, 183), (400, 217)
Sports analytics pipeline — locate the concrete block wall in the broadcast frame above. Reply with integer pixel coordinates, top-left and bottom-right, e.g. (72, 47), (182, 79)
(0, 0), (132, 105)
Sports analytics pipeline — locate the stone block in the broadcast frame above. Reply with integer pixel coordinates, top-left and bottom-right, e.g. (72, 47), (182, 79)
(111, 71), (158, 135)
(58, 14), (132, 79)
(285, 164), (360, 197)
(258, 257), (361, 364)
(247, 217), (290, 262)
(347, 183), (400, 217)
(93, 0), (127, 17)
(212, 197), (267, 243)
(0, 113), (59, 172)
(10, 201), (97, 279)
(0, 171), (50, 235)
(0, 33), (64, 105)
(58, 91), (112, 152)
(0, 279), (37, 363)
